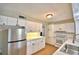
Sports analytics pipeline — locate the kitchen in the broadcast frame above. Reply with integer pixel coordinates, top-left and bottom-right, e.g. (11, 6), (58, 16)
(0, 3), (79, 55)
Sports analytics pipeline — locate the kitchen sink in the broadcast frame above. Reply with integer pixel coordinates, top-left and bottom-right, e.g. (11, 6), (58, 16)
(60, 44), (79, 55)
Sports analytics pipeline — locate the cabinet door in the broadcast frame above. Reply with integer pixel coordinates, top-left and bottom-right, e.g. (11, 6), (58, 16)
(38, 39), (42, 50)
(31, 40), (36, 54)
(18, 18), (26, 27)
(0, 15), (8, 25)
(33, 40), (39, 53)
(7, 17), (17, 26)
(39, 38), (45, 50)
(40, 38), (45, 48)
(27, 41), (32, 55)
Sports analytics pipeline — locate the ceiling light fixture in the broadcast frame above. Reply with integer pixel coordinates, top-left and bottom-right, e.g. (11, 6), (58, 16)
(46, 13), (53, 19)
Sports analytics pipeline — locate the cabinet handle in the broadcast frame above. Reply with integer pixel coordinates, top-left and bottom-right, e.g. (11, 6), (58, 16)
(41, 41), (43, 42)
(32, 43), (35, 45)
(3, 23), (5, 25)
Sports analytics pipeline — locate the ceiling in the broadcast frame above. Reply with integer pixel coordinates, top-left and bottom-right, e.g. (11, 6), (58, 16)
(0, 3), (73, 23)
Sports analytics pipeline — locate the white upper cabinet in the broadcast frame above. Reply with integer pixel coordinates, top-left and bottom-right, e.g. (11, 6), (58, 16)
(0, 15), (8, 25)
(26, 20), (42, 32)
(0, 15), (27, 27)
(18, 18), (26, 27)
(7, 17), (17, 26)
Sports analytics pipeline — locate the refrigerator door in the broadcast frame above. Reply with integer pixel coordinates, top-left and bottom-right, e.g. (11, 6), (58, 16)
(8, 40), (26, 55)
(17, 40), (26, 55)
(8, 27), (26, 42)
(8, 42), (18, 55)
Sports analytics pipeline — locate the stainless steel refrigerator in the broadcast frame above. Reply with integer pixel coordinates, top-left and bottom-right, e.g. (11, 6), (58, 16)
(8, 26), (26, 55)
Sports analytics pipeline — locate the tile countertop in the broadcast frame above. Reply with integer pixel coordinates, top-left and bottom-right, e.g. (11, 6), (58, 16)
(53, 39), (79, 55)
(27, 36), (44, 41)
(26, 32), (44, 41)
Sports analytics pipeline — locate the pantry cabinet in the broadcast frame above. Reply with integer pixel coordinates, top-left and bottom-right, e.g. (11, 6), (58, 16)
(27, 38), (45, 55)
(0, 15), (8, 25)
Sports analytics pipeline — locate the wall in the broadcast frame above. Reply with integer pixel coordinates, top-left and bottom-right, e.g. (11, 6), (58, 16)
(0, 29), (8, 55)
(54, 23), (74, 33)
(0, 30), (2, 53)
(46, 22), (75, 45)
(2, 29), (8, 55)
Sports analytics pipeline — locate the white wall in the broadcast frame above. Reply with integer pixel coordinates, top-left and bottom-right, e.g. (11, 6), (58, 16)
(54, 23), (74, 32)
(0, 31), (2, 52)
(46, 22), (75, 45)
(0, 29), (8, 55)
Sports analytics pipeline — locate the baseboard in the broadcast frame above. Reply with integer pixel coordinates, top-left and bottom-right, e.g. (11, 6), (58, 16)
(32, 47), (45, 55)
(45, 43), (58, 48)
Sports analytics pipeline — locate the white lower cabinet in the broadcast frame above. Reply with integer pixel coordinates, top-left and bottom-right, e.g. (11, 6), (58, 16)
(27, 41), (32, 55)
(39, 38), (45, 50)
(27, 38), (45, 55)
(31, 40), (36, 54)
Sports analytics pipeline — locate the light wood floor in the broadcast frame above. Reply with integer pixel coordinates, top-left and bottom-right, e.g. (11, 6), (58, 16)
(32, 44), (58, 55)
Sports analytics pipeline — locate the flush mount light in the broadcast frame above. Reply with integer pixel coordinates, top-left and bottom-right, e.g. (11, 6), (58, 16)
(46, 13), (53, 19)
